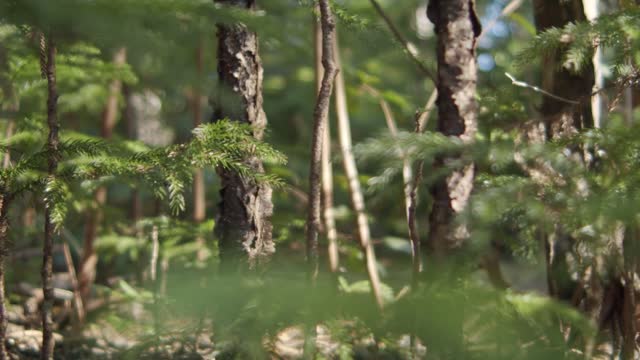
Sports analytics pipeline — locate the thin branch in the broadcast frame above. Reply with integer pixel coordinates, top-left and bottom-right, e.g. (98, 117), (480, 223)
(150, 225), (160, 344)
(62, 242), (85, 324)
(406, 89), (437, 284)
(307, 0), (338, 279)
(361, 84), (413, 243)
(368, 0), (437, 84)
(334, 31), (384, 309)
(505, 72), (580, 105)
(477, 0), (524, 43)
(42, 30), (59, 360)
(364, 84), (424, 285)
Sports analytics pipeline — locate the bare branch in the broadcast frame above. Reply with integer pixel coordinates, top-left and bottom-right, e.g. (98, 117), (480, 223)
(369, 0), (437, 84)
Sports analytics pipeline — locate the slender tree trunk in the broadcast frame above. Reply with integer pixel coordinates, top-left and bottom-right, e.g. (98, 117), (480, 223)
(191, 43), (208, 262)
(307, 0), (338, 278)
(79, 47), (126, 301)
(0, 194), (10, 360)
(193, 44), (206, 224)
(214, 0), (274, 270)
(314, 15), (339, 273)
(426, 0), (481, 255)
(333, 32), (384, 309)
(0, 38), (16, 360)
(42, 32), (59, 360)
(123, 85), (143, 223)
(583, 0), (605, 128)
(363, 84), (424, 281)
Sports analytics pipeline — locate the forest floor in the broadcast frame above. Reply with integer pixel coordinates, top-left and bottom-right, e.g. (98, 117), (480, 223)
(4, 296), (417, 359)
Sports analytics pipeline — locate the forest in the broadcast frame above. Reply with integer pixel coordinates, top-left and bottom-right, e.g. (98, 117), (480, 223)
(0, 0), (639, 359)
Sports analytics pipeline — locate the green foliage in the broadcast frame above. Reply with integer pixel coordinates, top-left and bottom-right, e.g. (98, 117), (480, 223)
(1, 0), (639, 358)
(519, 8), (640, 77)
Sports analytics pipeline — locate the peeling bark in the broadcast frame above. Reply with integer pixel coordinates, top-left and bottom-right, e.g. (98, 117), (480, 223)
(426, 0), (480, 255)
(214, 0), (274, 269)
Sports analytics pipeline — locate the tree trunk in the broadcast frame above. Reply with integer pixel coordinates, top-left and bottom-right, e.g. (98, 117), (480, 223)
(41, 32), (59, 360)
(426, 0), (481, 255)
(307, 0), (338, 277)
(583, 0), (605, 129)
(123, 85), (143, 223)
(0, 47), (16, 360)
(333, 32), (384, 309)
(193, 44), (206, 224)
(0, 194), (10, 360)
(79, 47), (126, 301)
(533, 0), (594, 140)
(314, 16), (339, 273)
(532, 0), (594, 302)
(214, 0), (274, 270)
(532, 2), (638, 357)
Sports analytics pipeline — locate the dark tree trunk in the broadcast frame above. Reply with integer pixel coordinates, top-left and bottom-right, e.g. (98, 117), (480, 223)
(532, 0), (594, 304)
(213, 0), (274, 269)
(533, 2), (638, 358)
(42, 32), (59, 360)
(426, 0), (481, 255)
(533, 0), (594, 140)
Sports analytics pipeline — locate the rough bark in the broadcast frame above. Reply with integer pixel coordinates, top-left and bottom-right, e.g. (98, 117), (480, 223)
(333, 33), (384, 309)
(307, 0), (338, 277)
(42, 32), (59, 360)
(79, 47), (126, 301)
(426, 0), (481, 255)
(214, 0), (274, 270)
(314, 17), (339, 273)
